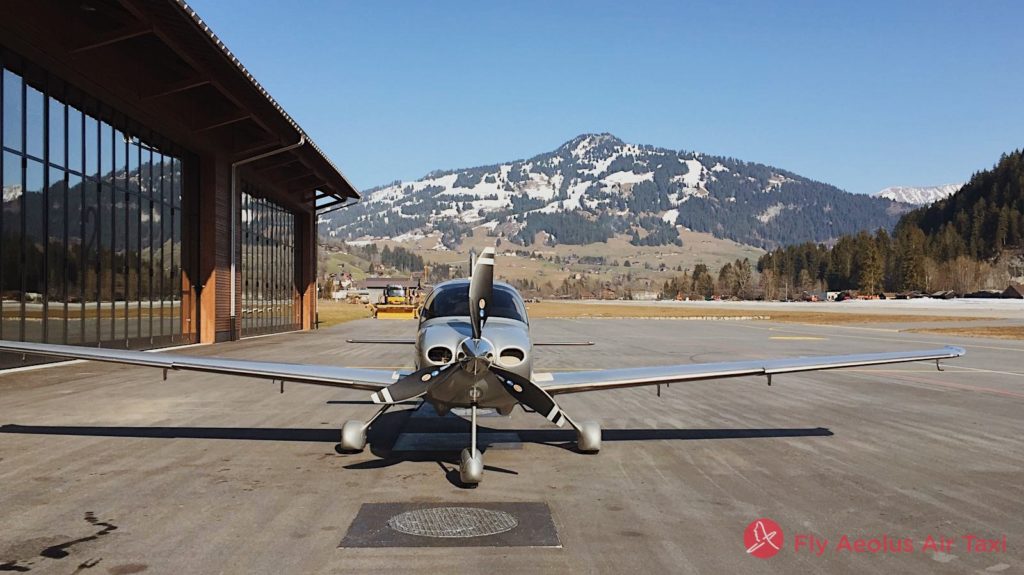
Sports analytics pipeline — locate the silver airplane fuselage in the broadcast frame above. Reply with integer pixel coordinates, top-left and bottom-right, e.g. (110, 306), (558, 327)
(413, 280), (533, 415)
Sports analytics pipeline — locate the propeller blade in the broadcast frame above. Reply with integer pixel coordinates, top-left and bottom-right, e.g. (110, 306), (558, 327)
(370, 363), (458, 404)
(489, 365), (567, 427)
(468, 247), (495, 340)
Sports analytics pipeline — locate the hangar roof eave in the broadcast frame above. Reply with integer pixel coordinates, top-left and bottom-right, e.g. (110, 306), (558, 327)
(173, 0), (359, 208)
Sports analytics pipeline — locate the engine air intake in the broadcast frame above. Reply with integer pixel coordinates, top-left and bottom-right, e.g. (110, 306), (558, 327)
(427, 346), (454, 364)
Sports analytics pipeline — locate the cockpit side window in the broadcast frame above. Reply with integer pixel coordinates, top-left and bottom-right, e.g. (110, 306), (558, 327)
(421, 284), (526, 323)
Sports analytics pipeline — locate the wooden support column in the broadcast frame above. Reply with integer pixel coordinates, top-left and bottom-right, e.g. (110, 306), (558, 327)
(196, 154), (218, 344)
(196, 153), (234, 343)
(180, 155), (201, 343)
(298, 210), (317, 330)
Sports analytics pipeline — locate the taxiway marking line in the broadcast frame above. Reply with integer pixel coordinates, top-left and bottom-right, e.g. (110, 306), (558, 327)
(769, 336), (826, 341)
(846, 369), (958, 373)
(791, 324), (900, 333)
(883, 372), (1024, 400)
(737, 322), (1024, 353)
(837, 367), (1024, 377)
(945, 365), (1024, 378)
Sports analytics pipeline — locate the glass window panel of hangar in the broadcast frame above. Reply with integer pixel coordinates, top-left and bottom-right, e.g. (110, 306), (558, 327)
(0, 54), (185, 354)
(241, 182), (297, 338)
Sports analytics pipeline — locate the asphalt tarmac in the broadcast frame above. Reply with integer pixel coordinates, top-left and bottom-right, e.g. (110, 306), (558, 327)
(1, 316), (1021, 573)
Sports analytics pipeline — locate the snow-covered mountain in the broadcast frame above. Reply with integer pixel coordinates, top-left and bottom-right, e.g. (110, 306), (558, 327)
(321, 134), (909, 249)
(873, 184), (962, 206)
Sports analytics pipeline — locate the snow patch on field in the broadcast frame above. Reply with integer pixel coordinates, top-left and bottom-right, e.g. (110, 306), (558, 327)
(766, 174), (790, 192)
(757, 203), (786, 223)
(604, 171), (654, 185)
(682, 159), (704, 188)
(393, 231), (428, 242)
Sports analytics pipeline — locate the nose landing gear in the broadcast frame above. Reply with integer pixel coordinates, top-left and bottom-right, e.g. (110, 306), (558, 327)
(459, 402), (484, 485)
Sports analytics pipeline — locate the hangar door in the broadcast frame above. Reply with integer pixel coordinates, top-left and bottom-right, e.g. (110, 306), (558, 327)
(240, 188), (298, 337)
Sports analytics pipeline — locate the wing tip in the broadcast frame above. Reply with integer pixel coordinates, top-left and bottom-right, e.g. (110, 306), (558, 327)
(946, 345), (966, 357)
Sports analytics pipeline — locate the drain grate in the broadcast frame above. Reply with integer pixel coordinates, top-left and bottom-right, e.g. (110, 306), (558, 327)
(388, 506), (518, 538)
(341, 502), (560, 548)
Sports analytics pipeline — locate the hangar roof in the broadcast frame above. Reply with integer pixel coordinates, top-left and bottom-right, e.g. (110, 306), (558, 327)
(1, 0), (358, 212)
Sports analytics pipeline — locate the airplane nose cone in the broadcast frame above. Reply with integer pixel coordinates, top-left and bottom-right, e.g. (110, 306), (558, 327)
(459, 338), (495, 375)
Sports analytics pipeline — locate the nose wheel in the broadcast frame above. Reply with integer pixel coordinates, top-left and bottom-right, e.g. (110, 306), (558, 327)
(459, 403), (484, 484)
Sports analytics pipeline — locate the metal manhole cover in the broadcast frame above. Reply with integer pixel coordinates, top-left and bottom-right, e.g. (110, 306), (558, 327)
(387, 506), (518, 538)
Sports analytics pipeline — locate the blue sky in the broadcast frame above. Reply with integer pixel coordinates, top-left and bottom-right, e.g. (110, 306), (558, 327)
(190, 0), (1023, 195)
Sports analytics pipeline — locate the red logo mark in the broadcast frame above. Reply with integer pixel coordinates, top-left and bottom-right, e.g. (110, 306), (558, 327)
(745, 518), (784, 558)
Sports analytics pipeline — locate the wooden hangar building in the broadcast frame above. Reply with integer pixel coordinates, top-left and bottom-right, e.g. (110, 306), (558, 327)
(0, 1), (358, 367)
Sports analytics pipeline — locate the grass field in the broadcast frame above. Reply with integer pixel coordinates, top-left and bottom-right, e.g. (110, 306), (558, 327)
(320, 250), (373, 281)
(312, 299), (997, 329)
(523, 301), (992, 325)
(315, 300), (374, 328)
(351, 227), (764, 290)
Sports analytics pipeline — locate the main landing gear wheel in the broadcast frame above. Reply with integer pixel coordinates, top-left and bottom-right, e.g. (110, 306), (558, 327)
(339, 404), (392, 452)
(576, 420), (601, 453)
(340, 420), (367, 452)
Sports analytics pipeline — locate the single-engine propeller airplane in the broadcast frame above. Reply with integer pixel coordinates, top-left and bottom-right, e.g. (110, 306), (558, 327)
(0, 247), (965, 484)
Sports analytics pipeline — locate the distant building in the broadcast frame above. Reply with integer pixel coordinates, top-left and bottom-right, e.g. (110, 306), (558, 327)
(633, 291), (660, 301)
(356, 277), (420, 303)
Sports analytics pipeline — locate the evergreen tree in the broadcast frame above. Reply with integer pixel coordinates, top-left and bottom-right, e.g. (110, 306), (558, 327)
(717, 262), (735, 296)
(855, 238), (883, 294)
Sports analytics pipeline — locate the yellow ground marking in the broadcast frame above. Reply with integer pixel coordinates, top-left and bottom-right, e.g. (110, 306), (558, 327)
(769, 336), (826, 341)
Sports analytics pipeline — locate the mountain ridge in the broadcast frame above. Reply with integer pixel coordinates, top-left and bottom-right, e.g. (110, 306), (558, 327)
(873, 184), (962, 205)
(320, 133), (911, 250)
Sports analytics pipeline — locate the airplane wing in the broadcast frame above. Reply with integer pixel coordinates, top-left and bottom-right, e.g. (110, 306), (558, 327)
(0, 340), (398, 391)
(537, 346), (965, 395)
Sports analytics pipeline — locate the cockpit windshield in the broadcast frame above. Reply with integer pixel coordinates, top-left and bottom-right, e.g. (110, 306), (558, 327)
(420, 283), (527, 323)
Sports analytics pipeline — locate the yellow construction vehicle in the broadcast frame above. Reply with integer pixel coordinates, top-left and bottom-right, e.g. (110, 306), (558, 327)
(370, 284), (419, 319)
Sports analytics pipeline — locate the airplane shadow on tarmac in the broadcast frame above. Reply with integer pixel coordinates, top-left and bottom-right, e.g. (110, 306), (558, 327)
(0, 410), (832, 488)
